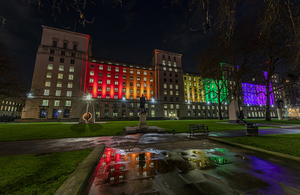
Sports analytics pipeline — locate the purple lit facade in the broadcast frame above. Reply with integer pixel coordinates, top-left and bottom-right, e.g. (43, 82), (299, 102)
(242, 83), (274, 106)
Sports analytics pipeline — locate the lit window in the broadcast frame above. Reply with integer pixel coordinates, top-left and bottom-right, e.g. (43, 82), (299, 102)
(122, 88), (126, 93)
(144, 71), (147, 75)
(144, 83), (147, 87)
(46, 72), (52, 78)
(114, 95), (118, 99)
(55, 90), (61, 96)
(164, 90), (167, 95)
(68, 82), (73, 88)
(56, 82), (62, 87)
(66, 91), (72, 97)
(98, 86), (102, 91)
(176, 104), (179, 109)
(107, 80), (111, 84)
(65, 101), (71, 106)
(99, 65), (103, 70)
(137, 77), (140, 81)
(45, 81), (51, 87)
(89, 78), (94, 83)
(170, 91), (173, 95)
(123, 68), (126, 73)
(44, 89), (50, 96)
(107, 87), (110, 92)
(130, 96), (133, 99)
(174, 62), (177, 67)
(54, 100), (60, 106)
(164, 84), (167, 88)
(115, 74), (119, 78)
(90, 71), (94, 76)
(170, 84), (173, 89)
(59, 65), (64, 71)
(150, 90), (153, 94)
(144, 77), (147, 81)
(168, 61), (171, 66)
(116, 67), (119, 72)
(137, 83), (141, 87)
(115, 88), (118, 92)
(175, 69), (177, 72)
(130, 89), (133, 93)
(163, 67), (166, 70)
(115, 81), (119, 85)
(68, 74), (74, 80)
(137, 70), (140, 74)
(162, 60), (166, 65)
(42, 100), (49, 106)
(130, 69), (133, 73)
(69, 67), (74, 72)
(108, 66), (111, 71)
(107, 73), (111, 78)
(137, 89), (140, 94)
(123, 75), (126, 79)
(150, 78), (153, 82)
(175, 85), (178, 89)
(176, 91), (179, 95)
(106, 95), (110, 99)
(58, 73), (63, 79)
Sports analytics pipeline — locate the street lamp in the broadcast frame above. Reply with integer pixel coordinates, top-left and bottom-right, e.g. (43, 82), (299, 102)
(58, 110), (62, 122)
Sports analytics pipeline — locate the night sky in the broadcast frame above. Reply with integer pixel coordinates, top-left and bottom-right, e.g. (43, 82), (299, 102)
(0, 0), (217, 89)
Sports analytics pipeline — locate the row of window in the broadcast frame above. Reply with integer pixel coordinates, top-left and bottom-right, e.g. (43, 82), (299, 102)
(92, 94), (153, 100)
(0, 106), (19, 112)
(163, 84), (179, 89)
(44, 89), (72, 97)
(49, 56), (75, 64)
(162, 60), (177, 67)
(45, 81), (73, 88)
(52, 40), (77, 50)
(89, 76), (153, 83)
(42, 100), (72, 107)
(1, 101), (22, 106)
(187, 105), (228, 110)
(47, 64), (75, 72)
(91, 65), (154, 75)
(164, 90), (179, 96)
(162, 67), (178, 72)
(50, 49), (76, 57)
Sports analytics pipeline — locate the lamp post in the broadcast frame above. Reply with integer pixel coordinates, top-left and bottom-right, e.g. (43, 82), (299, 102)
(58, 110), (62, 122)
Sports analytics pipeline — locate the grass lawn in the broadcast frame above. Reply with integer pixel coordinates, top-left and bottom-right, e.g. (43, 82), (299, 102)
(0, 149), (92, 195)
(246, 118), (300, 125)
(0, 119), (274, 142)
(222, 134), (300, 157)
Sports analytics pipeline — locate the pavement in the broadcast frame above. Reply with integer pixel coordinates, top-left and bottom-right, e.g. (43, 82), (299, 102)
(2, 124), (300, 194)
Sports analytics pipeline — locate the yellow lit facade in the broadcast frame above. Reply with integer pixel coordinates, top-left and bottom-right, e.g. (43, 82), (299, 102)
(183, 74), (205, 103)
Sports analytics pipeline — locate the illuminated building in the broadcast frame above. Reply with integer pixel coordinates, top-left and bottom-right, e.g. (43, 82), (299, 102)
(21, 26), (281, 121)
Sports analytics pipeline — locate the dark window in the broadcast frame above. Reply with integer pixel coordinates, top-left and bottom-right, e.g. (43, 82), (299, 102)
(164, 73), (166, 76)
(170, 73), (172, 77)
(50, 49), (55, 54)
(163, 55), (165, 58)
(40, 109), (46, 118)
(63, 109), (70, 118)
(53, 41), (57, 47)
(176, 97), (179, 102)
(170, 97), (173, 101)
(99, 72), (102, 77)
(175, 74), (177, 77)
(168, 56), (170, 59)
(105, 102), (109, 107)
(164, 97), (167, 101)
(104, 109), (109, 117)
(164, 78), (166, 82)
(89, 86), (93, 90)
(73, 44), (77, 51)
(150, 72), (153, 76)
(123, 82), (126, 86)
(61, 51), (65, 56)
(130, 82), (133, 86)
(122, 103), (126, 108)
(175, 80), (178, 83)
(91, 65), (94, 69)
(70, 59), (75, 64)
(63, 42), (68, 49)
(113, 102), (118, 107)
(174, 57), (176, 60)
(52, 109), (58, 118)
(170, 79), (172, 82)
(49, 56), (54, 61)
(122, 109), (126, 117)
(60, 58), (64, 63)
(71, 52), (75, 57)
(184, 77), (186, 80)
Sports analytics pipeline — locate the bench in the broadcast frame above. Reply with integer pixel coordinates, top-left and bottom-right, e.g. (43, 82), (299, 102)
(189, 124), (209, 137)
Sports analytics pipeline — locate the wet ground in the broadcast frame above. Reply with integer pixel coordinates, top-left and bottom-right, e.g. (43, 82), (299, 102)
(82, 142), (300, 195)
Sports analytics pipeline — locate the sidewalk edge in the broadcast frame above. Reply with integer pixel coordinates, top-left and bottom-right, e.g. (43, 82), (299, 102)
(208, 137), (300, 162)
(54, 144), (105, 195)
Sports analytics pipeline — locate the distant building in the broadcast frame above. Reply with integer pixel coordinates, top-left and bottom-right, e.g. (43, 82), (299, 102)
(21, 26), (281, 121)
(0, 96), (25, 121)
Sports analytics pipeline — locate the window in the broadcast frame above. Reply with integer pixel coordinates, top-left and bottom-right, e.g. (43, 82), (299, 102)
(137, 70), (140, 74)
(123, 68), (126, 73)
(65, 101), (71, 106)
(170, 84), (173, 89)
(47, 64), (53, 70)
(42, 100), (49, 106)
(175, 69), (177, 72)
(46, 72), (52, 78)
(137, 83), (140, 87)
(175, 85), (178, 89)
(164, 90), (167, 95)
(130, 89), (133, 93)
(130, 76), (133, 80)
(150, 72), (153, 76)
(130, 69), (133, 73)
(69, 67), (74, 72)
(68, 74), (74, 80)
(162, 60), (166, 65)
(90, 71), (94, 76)
(66, 91), (72, 97)
(49, 56), (54, 61)
(99, 65), (103, 70)
(70, 59), (75, 64)
(108, 66), (111, 71)
(68, 82), (73, 88)
(89, 78), (94, 83)
(164, 84), (167, 88)
(45, 81), (51, 87)
(55, 90), (61, 96)
(170, 91), (173, 95)
(144, 77), (147, 81)
(106, 87), (111, 92)
(176, 91), (179, 95)
(56, 82), (62, 87)
(44, 89), (50, 96)
(73, 44), (77, 50)
(63, 42), (68, 49)
(114, 88), (118, 92)
(168, 61), (171, 66)
(144, 71), (147, 75)
(174, 62), (177, 67)
(107, 80), (111, 84)
(98, 86), (102, 91)
(115, 67), (119, 72)
(115, 81), (119, 85)
(50, 49), (55, 54)
(150, 78), (153, 82)
(53, 40), (57, 47)
(71, 52), (75, 57)
(107, 73), (111, 78)
(54, 100), (60, 106)
(163, 67), (166, 70)
(60, 58), (65, 63)
(122, 88), (126, 93)
(144, 83), (147, 87)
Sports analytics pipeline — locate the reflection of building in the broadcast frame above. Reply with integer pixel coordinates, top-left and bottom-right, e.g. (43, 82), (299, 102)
(21, 26), (283, 121)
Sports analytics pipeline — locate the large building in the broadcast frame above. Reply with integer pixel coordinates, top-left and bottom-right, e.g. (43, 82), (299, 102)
(21, 26), (281, 121)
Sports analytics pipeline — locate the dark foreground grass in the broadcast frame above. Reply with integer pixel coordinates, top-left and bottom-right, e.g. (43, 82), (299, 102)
(247, 118), (300, 125)
(223, 134), (300, 157)
(0, 120), (274, 142)
(0, 149), (92, 195)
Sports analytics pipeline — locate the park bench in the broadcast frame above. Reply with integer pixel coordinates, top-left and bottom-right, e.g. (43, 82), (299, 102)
(189, 124), (209, 137)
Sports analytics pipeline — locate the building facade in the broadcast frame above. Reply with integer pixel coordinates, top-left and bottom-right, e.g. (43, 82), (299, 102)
(21, 26), (282, 121)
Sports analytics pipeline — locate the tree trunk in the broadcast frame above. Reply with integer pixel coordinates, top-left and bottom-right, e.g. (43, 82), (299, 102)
(217, 91), (223, 120)
(265, 81), (271, 121)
